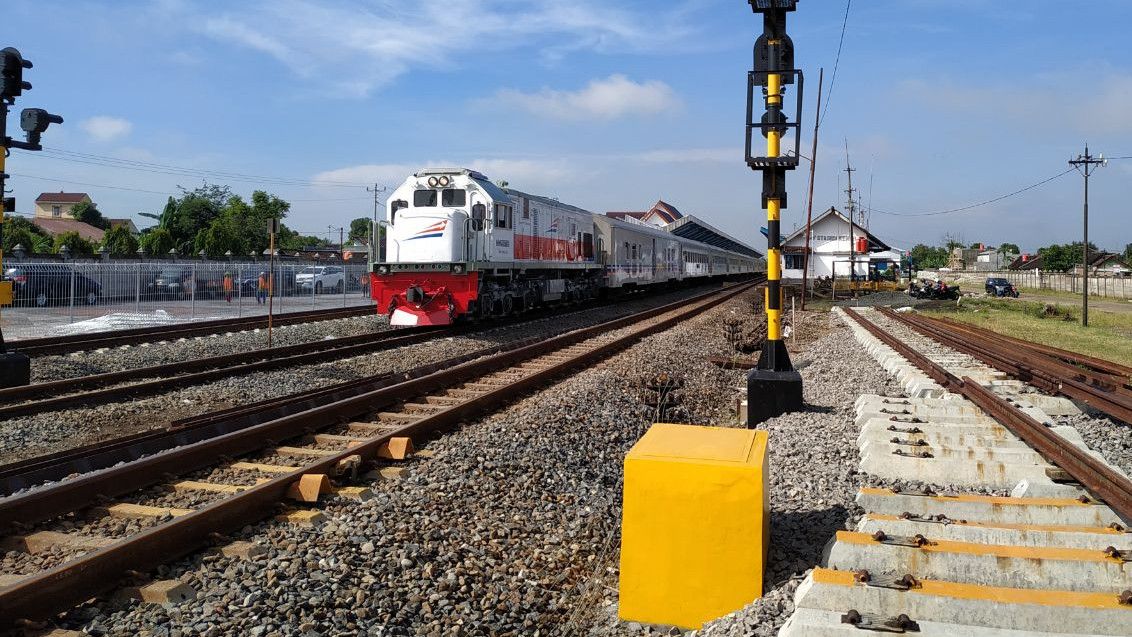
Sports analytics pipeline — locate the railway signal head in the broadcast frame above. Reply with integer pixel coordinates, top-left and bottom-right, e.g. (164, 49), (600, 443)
(1, 47), (33, 100)
(749, 0), (798, 12)
(19, 107), (63, 149)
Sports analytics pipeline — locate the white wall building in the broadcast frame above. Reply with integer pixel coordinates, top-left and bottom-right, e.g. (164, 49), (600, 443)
(782, 207), (902, 281)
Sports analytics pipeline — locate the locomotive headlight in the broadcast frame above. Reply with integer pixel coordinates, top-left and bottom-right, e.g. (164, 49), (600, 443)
(377, 265), (390, 275)
(427, 176), (440, 188)
(452, 264), (464, 274)
(438, 175), (451, 187)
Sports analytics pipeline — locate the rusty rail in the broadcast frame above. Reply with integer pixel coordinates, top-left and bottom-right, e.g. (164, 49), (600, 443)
(876, 307), (1132, 425)
(0, 279), (760, 624)
(842, 307), (1132, 523)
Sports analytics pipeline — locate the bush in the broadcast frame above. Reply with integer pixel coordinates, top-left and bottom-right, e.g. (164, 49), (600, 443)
(53, 231), (97, 257)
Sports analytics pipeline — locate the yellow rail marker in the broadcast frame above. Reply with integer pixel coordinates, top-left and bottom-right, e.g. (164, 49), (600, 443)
(619, 423), (768, 629)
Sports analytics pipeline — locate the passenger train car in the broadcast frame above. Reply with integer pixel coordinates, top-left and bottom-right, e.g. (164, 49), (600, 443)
(371, 168), (763, 326)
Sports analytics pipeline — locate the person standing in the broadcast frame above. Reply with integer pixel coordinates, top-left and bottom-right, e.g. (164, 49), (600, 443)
(257, 272), (268, 305)
(223, 271), (234, 303)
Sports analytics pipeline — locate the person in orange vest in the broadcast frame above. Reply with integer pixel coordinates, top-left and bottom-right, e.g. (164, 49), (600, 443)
(257, 272), (268, 305)
(223, 271), (234, 303)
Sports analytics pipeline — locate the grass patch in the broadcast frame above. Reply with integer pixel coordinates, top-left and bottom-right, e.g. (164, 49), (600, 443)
(1017, 287), (1127, 304)
(921, 297), (1132, 367)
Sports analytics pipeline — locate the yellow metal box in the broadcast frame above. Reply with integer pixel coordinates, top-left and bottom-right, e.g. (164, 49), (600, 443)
(0, 280), (12, 306)
(619, 423), (768, 629)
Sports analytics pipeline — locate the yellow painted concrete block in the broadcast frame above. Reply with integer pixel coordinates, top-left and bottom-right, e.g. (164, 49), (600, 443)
(618, 423), (768, 630)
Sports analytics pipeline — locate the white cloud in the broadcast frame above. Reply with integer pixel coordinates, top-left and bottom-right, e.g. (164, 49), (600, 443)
(80, 116), (133, 142)
(167, 1), (703, 97)
(492, 75), (680, 121)
(311, 158), (578, 191)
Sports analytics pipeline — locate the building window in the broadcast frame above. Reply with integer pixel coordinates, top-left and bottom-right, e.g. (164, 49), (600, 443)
(784, 254), (805, 270)
(52, 205), (62, 217)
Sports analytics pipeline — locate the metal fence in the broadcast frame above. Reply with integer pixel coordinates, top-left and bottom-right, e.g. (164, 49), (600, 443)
(929, 269), (1132, 300)
(0, 261), (375, 340)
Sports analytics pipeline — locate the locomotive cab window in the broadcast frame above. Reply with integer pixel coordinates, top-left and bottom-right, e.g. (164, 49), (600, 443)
(413, 190), (437, 207)
(441, 189), (466, 207)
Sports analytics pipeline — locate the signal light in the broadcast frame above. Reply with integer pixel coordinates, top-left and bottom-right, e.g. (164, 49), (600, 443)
(19, 108), (63, 149)
(0, 47), (33, 99)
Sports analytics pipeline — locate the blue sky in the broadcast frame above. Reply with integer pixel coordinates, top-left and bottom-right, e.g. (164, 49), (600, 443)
(3, 0), (1131, 253)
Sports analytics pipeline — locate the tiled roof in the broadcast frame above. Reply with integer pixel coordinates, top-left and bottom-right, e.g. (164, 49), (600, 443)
(35, 192), (91, 204)
(32, 218), (106, 242)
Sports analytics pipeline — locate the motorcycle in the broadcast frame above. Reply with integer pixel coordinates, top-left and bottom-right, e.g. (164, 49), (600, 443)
(907, 280), (961, 301)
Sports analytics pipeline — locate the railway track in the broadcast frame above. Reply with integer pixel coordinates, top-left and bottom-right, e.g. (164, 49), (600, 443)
(778, 306), (1132, 636)
(877, 306), (1132, 424)
(0, 282), (752, 419)
(0, 279), (759, 626)
(8, 305), (377, 357)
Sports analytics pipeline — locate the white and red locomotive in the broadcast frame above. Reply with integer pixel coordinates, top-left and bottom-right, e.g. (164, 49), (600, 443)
(370, 168), (762, 326)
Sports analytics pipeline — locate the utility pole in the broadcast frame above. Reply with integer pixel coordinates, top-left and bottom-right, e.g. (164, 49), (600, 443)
(800, 67), (823, 311)
(843, 141), (857, 293)
(367, 184), (387, 262)
(744, 0), (804, 424)
(1069, 144), (1105, 328)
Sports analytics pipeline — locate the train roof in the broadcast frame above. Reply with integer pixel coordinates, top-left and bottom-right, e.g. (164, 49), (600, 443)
(665, 215), (763, 259)
(502, 188), (595, 217)
(599, 215), (760, 261)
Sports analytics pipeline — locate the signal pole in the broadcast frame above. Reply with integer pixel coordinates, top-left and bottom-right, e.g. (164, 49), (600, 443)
(1069, 144), (1104, 328)
(745, 0), (804, 424)
(844, 143), (857, 291)
(0, 46), (63, 387)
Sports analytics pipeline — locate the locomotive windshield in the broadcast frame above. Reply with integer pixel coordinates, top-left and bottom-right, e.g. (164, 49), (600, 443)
(441, 189), (466, 207)
(413, 190), (437, 207)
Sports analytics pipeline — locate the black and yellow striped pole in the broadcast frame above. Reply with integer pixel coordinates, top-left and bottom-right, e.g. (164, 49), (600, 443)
(745, 0), (803, 424)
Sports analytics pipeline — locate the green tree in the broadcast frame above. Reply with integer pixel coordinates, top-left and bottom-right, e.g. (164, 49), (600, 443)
(1122, 243), (1132, 262)
(348, 217), (372, 242)
(998, 242), (1021, 256)
(102, 225), (140, 257)
(69, 201), (110, 230)
(53, 231), (96, 257)
(140, 228), (175, 256)
(2, 216), (52, 254)
(908, 244), (949, 270)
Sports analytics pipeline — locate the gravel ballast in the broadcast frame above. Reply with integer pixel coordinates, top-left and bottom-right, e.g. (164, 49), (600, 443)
(46, 294), (907, 637)
(0, 287), (730, 466)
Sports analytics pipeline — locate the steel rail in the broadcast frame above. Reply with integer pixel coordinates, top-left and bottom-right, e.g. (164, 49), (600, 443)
(9, 305), (377, 357)
(0, 326), (449, 418)
(919, 312), (1132, 388)
(876, 307), (1132, 425)
(0, 279), (759, 624)
(842, 307), (1132, 524)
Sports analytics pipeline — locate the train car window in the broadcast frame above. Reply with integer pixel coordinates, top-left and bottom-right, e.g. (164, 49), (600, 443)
(523, 199), (530, 220)
(390, 199), (408, 224)
(582, 233), (594, 259)
(413, 190), (437, 207)
(441, 189), (466, 207)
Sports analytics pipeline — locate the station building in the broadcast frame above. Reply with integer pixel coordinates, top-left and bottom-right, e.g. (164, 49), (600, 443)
(606, 200), (764, 261)
(781, 207), (902, 282)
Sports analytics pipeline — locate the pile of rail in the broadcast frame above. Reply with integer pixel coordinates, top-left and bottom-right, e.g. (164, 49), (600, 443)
(876, 306), (1132, 425)
(777, 306), (1132, 636)
(0, 279), (759, 626)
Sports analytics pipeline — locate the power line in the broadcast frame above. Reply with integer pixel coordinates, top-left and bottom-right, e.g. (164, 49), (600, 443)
(819, 0), (852, 127)
(24, 147), (371, 188)
(869, 169), (1074, 217)
(8, 172), (372, 203)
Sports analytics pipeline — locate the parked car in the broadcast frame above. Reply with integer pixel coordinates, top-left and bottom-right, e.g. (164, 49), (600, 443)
(295, 266), (345, 294)
(147, 266), (193, 299)
(3, 264), (101, 307)
(984, 277), (1019, 298)
(240, 268), (298, 297)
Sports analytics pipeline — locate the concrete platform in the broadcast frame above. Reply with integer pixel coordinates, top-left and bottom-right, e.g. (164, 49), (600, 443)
(791, 569), (1132, 636)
